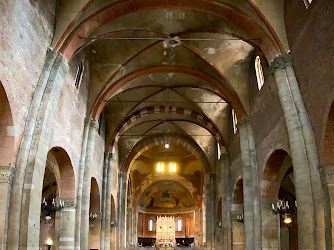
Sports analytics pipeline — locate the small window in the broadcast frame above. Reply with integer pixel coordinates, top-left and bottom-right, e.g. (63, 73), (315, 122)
(303, 0), (312, 9)
(217, 143), (221, 160)
(149, 219), (153, 231)
(232, 109), (238, 134)
(177, 219), (182, 231)
(255, 56), (264, 90)
(75, 61), (84, 89)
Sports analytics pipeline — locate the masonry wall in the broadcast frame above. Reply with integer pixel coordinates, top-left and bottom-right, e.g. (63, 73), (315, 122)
(0, 0), (57, 162)
(284, 0), (334, 166)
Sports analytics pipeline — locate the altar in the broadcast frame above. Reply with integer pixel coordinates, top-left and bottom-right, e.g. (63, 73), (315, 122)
(156, 216), (175, 248)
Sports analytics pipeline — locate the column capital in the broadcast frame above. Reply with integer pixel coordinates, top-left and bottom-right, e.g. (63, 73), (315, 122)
(237, 116), (251, 129)
(0, 166), (16, 184)
(56, 198), (76, 209)
(89, 118), (99, 129)
(269, 54), (293, 75)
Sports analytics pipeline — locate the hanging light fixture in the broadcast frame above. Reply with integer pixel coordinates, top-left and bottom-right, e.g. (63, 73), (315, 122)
(283, 213), (292, 224)
(272, 199), (296, 225)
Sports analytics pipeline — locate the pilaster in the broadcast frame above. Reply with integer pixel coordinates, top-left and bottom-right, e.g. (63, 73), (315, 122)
(7, 49), (69, 250)
(0, 166), (15, 249)
(237, 117), (261, 250)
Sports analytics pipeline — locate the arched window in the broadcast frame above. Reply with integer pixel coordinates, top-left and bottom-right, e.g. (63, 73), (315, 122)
(75, 61), (84, 89)
(255, 56), (264, 90)
(177, 218), (182, 231)
(149, 219), (154, 231)
(232, 109), (238, 134)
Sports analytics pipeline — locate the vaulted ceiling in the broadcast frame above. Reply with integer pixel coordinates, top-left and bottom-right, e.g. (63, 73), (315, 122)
(53, 0), (288, 173)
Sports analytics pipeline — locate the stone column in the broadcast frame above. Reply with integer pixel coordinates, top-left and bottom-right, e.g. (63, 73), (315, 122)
(117, 172), (128, 249)
(221, 152), (232, 250)
(319, 166), (334, 247)
(104, 153), (114, 250)
(194, 207), (203, 247)
(205, 173), (215, 249)
(0, 166), (15, 249)
(100, 154), (110, 250)
(74, 118), (91, 249)
(237, 117), (261, 250)
(270, 54), (328, 249)
(261, 199), (279, 250)
(80, 119), (99, 249)
(55, 198), (76, 249)
(7, 50), (69, 250)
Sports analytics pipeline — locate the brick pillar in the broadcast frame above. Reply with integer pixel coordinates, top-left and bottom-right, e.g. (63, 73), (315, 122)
(7, 49), (68, 250)
(117, 172), (128, 249)
(0, 166), (15, 249)
(237, 117), (261, 250)
(270, 54), (328, 249)
(220, 152), (232, 250)
(80, 119), (99, 249)
(54, 198), (76, 249)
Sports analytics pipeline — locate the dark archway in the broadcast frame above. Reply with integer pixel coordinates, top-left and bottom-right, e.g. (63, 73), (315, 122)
(0, 81), (15, 166)
(89, 177), (101, 249)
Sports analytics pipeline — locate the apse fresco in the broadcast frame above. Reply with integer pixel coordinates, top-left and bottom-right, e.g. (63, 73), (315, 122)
(138, 180), (194, 212)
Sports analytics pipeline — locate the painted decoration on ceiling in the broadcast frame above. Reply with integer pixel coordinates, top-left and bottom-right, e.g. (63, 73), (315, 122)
(138, 180), (194, 212)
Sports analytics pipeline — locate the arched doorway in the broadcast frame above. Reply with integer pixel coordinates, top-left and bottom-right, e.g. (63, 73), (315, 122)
(123, 141), (205, 249)
(261, 149), (297, 249)
(89, 177), (101, 250)
(0, 81), (15, 246)
(39, 147), (76, 249)
(0, 81), (15, 166)
(232, 178), (244, 249)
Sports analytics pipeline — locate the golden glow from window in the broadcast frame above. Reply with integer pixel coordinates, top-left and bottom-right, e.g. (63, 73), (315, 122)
(255, 56), (264, 90)
(157, 162), (177, 172)
(157, 163), (165, 172)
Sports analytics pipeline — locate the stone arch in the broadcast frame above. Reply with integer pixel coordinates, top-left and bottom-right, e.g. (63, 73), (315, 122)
(50, 147), (76, 199)
(122, 134), (210, 174)
(135, 174), (198, 202)
(111, 105), (225, 148)
(58, 0), (281, 61)
(91, 65), (246, 120)
(260, 149), (292, 199)
(0, 81), (15, 166)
